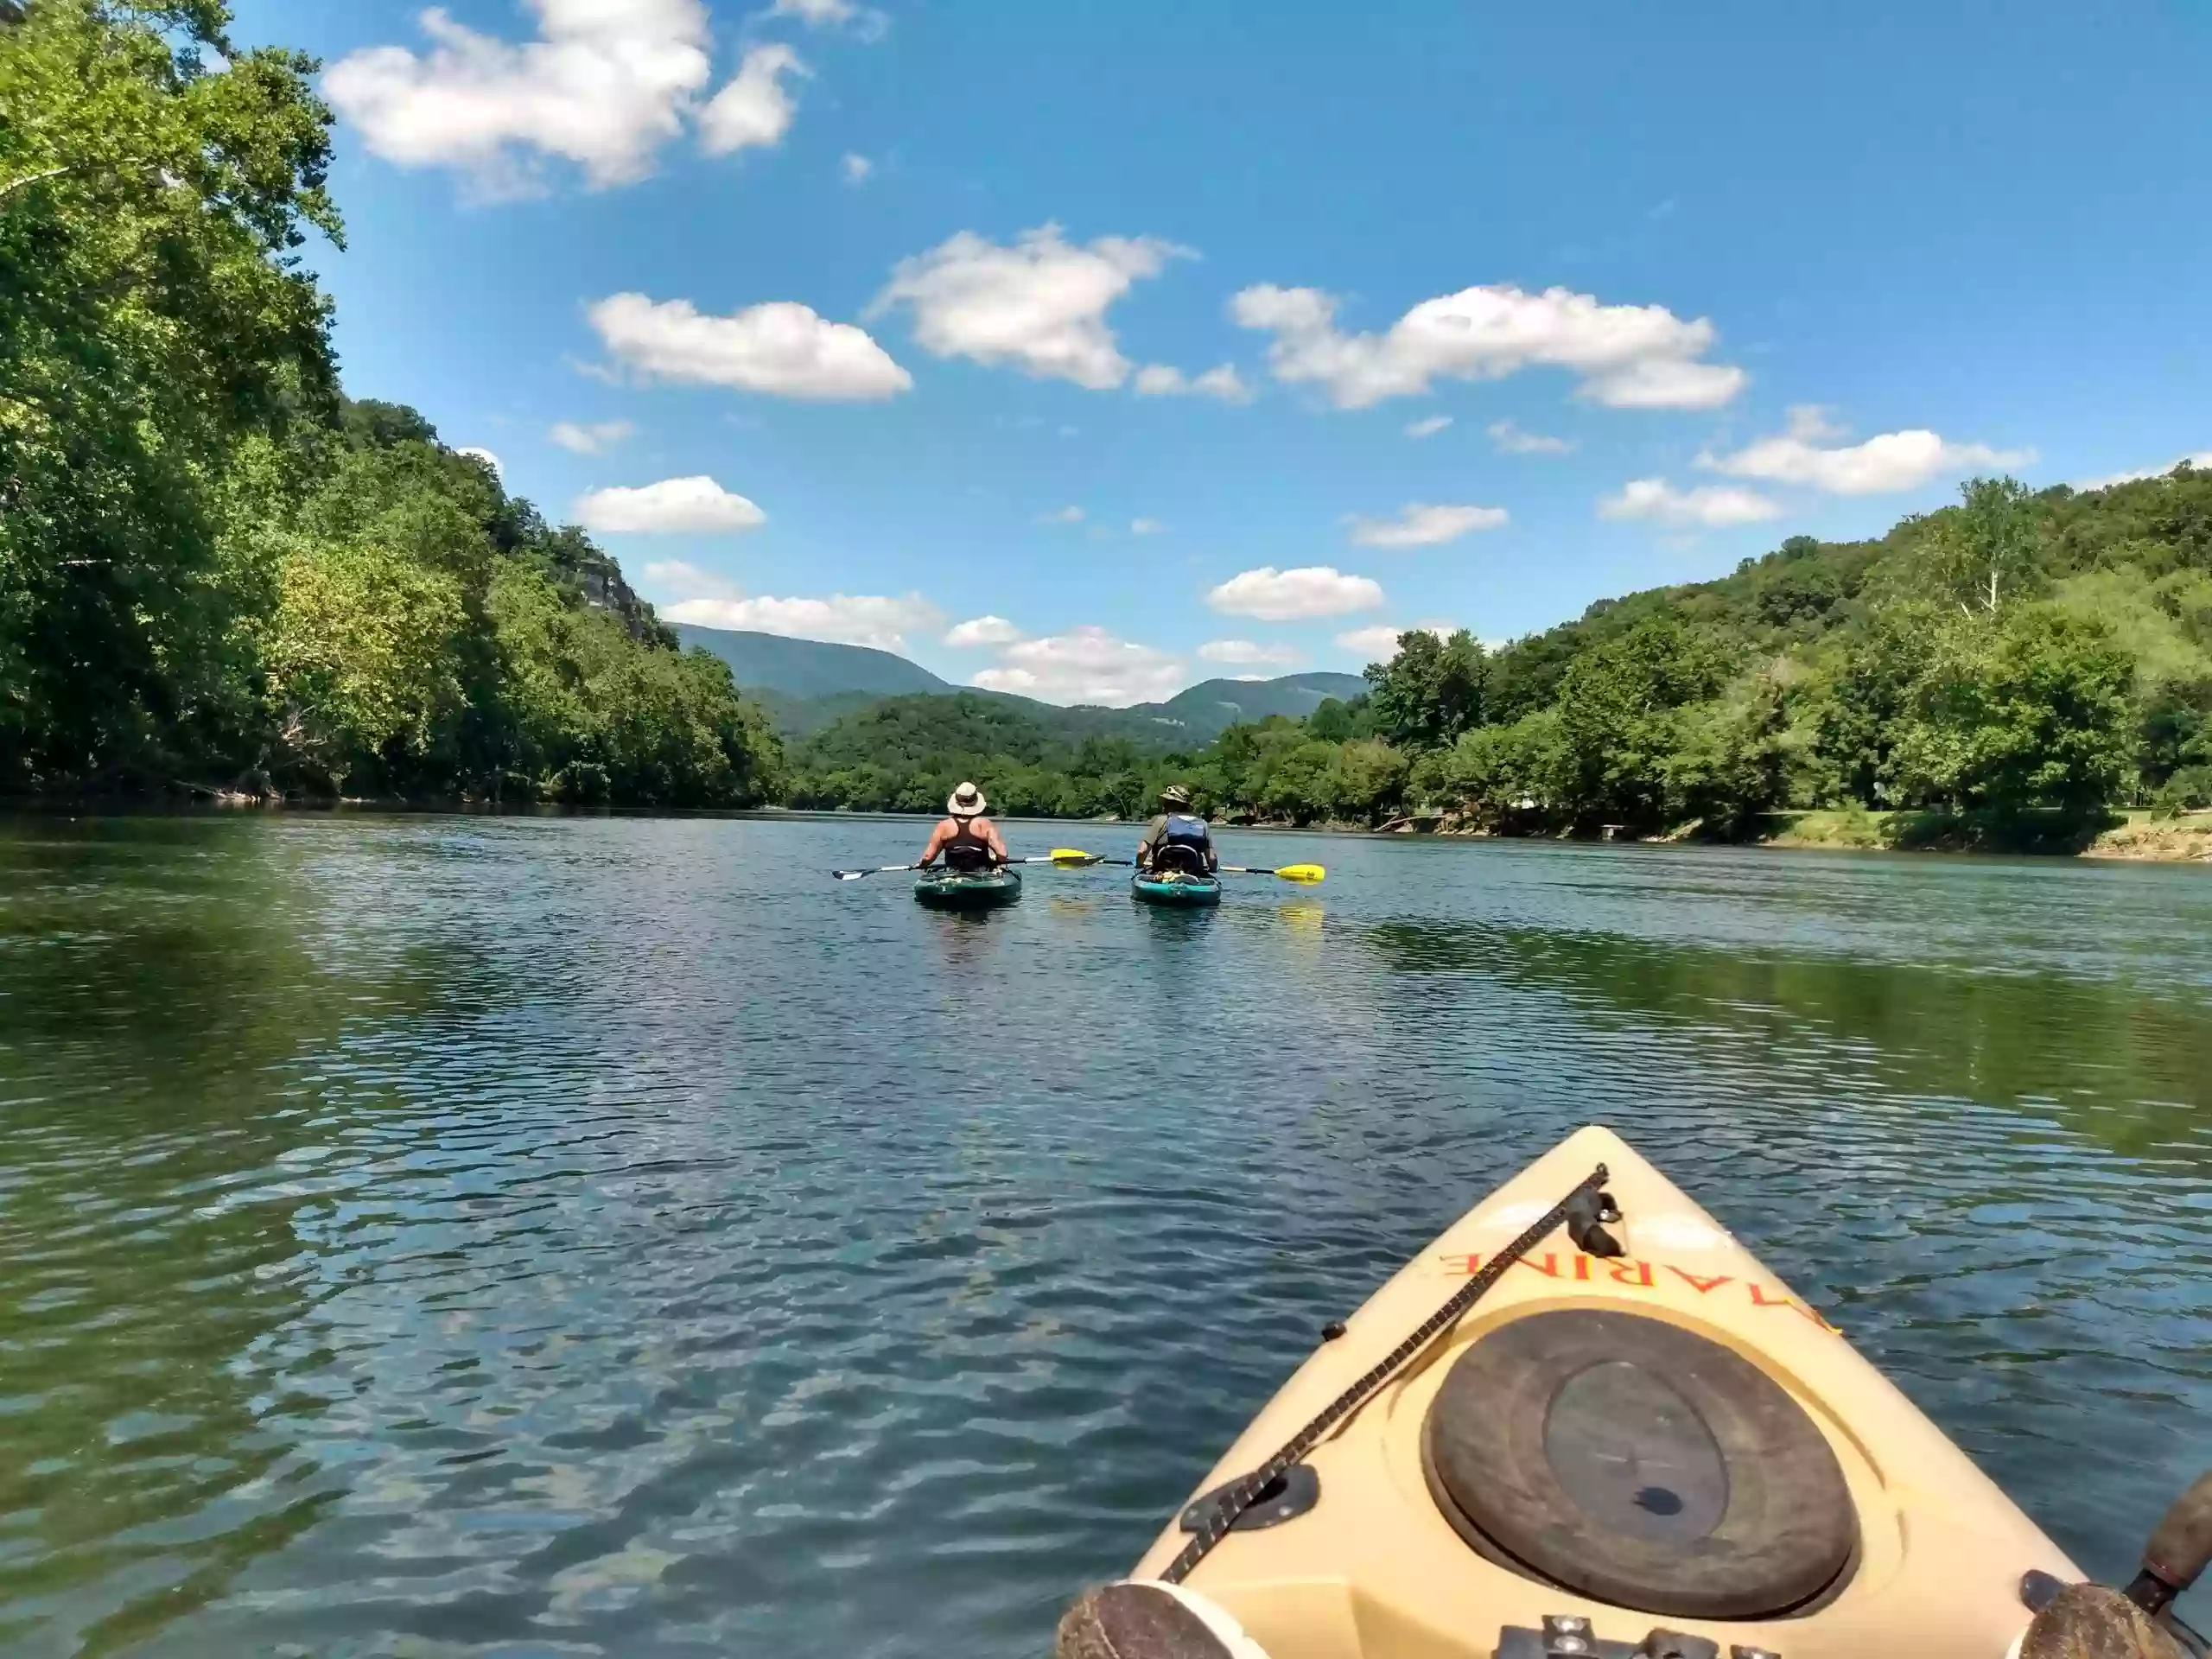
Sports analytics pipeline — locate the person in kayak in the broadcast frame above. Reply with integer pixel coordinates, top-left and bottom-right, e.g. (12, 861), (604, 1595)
(918, 781), (1010, 873)
(1136, 784), (1217, 876)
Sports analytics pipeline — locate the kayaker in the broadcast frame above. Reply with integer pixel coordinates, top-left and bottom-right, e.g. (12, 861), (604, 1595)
(918, 782), (1009, 873)
(1136, 784), (1217, 876)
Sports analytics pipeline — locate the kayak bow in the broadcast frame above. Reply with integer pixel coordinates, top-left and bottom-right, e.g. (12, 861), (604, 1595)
(912, 868), (1022, 910)
(1132, 872), (1223, 907)
(1094, 1124), (2078, 1659)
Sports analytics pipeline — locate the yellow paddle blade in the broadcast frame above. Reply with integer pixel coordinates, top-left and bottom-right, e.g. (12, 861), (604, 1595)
(1276, 863), (1326, 883)
(1048, 848), (1100, 863)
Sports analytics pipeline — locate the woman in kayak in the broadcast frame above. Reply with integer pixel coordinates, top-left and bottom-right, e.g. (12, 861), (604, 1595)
(1136, 784), (1217, 876)
(918, 781), (1009, 873)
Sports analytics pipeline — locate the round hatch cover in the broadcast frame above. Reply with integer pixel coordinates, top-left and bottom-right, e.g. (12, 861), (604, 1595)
(1421, 1308), (1855, 1619)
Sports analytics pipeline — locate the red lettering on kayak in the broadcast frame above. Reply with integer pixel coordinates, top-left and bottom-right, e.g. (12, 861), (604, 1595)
(1573, 1254), (1592, 1282)
(1667, 1267), (1735, 1295)
(1749, 1281), (1844, 1333)
(1607, 1259), (1656, 1288)
(1518, 1253), (1564, 1279)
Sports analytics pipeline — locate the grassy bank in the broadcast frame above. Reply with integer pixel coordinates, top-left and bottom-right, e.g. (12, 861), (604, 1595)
(1755, 808), (2212, 861)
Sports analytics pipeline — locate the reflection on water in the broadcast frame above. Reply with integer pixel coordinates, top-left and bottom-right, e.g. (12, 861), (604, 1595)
(0, 817), (2208, 1655)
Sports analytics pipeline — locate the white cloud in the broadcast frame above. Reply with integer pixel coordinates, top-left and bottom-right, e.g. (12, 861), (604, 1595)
(1404, 415), (1452, 439)
(575, 476), (765, 534)
(647, 560), (940, 650)
(1488, 418), (1573, 455)
(1334, 622), (1452, 658)
(1199, 639), (1301, 667)
(456, 446), (503, 477)
(944, 615), (1025, 648)
(1129, 518), (1166, 536)
(1038, 504), (1085, 524)
(2075, 450), (2212, 490)
(1347, 502), (1509, 549)
(972, 626), (1185, 706)
(587, 292), (911, 400)
(323, 0), (714, 195)
(698, 43), (805, 156)
(1207, 565), (1384, 621)
(1599, 478), (1782, 527)
(1698, 407), (2030, 495)
(1134, 362), (1254, 403)
(769, 0), (887, 36)
(870, 225), (1190, 390)
(841, 151), (872, 185)
(549, 419), (636, 454)
(1230, 280), (1746, 410)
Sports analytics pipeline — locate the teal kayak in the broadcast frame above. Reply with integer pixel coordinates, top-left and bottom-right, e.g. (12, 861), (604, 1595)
(1130, 871), (1222, 907)
(914, 867), (1021, 910)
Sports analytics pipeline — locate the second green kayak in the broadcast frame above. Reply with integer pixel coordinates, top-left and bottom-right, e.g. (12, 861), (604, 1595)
(914, 868), (1022, 910)
(1130, 872), (1222, 906)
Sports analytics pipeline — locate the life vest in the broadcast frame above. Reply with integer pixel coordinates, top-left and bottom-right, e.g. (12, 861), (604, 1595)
(1153, 813), (1213, 875)
(944, 815), (995, 872)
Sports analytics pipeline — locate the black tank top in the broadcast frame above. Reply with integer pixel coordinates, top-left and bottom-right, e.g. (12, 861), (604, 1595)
(944, 816), (994, 872)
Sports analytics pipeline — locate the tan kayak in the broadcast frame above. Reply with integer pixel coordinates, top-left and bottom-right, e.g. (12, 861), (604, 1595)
(1105, 1124), (2089, 1659)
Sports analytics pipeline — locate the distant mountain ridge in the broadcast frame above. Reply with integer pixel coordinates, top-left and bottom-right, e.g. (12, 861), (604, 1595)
(675, 622), (1367, 744)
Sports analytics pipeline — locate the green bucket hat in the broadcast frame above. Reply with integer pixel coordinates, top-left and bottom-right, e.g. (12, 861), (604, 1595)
(1160, 784), (1193, 808)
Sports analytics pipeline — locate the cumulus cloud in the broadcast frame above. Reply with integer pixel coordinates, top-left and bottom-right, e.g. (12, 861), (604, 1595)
(645, 560), (939, 650)
(1230, 280), (1746, 410)
(1347, 502), (1509, 549)
(841, 151), (872, 184)
(1129, 518), (1166, 536)
(456, 446), (503, 476)
(549, 418), (635, 454)
(2075, 450), (2212, 491)
(1405, 415), (1452, 439)
(1134, 363), (1254, 403)
(1698, 405), (2031, 495)
(588, 292), (911, 400)
(324, 0), (717, 195)
(1198, 639), (1301, 667)
(769, 0), (887, 36)
(1037, 504), (1085, 524)
(1599, 478), (1782, 527)
(1207, 565), (1384, 621)
(944, 615), (1025, 648)
(870, 225), (1191, 390)
(698, 43), (805, 156)
(1489, 418), (1574, 455)
(972, 626), (1185, 706)
(575, 476), (765, 534)
(1334, 622), (1451, 658)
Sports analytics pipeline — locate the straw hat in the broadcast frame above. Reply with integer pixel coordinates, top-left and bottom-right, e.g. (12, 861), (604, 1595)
(947, 781), (988, 816)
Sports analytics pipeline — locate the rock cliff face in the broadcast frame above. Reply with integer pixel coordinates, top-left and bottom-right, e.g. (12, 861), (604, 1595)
(547, 537), (677, 649)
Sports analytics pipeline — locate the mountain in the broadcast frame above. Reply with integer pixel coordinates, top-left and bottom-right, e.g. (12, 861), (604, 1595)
(1128, 672), (1368, 741)
(673, 624), (952, 698)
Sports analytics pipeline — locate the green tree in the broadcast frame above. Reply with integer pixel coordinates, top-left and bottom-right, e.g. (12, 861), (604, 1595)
(1363, 629), (1487, 751)
(1911, 476), (2044, 617)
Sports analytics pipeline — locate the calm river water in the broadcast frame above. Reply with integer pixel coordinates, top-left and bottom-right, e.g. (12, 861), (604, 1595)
(1, 812), (2208, 1656)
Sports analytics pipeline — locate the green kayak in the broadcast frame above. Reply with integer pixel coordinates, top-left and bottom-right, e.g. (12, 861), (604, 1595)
(913, 867), (1022, 910)
(1130, 871), (1222, 907)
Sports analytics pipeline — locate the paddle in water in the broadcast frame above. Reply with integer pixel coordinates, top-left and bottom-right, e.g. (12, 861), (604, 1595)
(1046, 850), (1326, 884)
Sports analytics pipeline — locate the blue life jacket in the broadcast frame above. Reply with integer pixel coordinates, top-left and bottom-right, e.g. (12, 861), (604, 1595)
(1154, 813), (1213, 874)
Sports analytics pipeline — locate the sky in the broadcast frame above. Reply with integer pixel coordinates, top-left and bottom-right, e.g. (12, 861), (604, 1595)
(228, 0), (2212, 705)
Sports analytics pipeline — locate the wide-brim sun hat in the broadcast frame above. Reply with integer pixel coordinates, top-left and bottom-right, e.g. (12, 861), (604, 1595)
(947, 782), (988, 815)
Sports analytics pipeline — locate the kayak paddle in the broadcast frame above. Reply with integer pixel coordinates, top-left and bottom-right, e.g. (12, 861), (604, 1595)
(832, 848), (1103, 880)
(1223, 863), (1326, 883)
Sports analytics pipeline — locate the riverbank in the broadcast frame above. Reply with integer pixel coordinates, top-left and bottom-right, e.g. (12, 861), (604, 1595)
(1754, 808), (2212, 862)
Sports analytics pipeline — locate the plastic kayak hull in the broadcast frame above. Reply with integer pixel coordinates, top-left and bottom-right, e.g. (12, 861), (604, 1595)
(1124, 1124), (2078, 1659)
(912, 868), (1021, 910)
(1131, 873), (1223, 906)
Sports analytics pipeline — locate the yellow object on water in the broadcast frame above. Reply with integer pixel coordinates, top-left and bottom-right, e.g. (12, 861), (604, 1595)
(1125, 1124), (2076, 1659)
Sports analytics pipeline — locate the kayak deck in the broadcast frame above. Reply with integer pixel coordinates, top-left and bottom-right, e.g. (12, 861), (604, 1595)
(1132, 872), (1222, 906)
(912, 868), (1021, 909)
(1127, 1124), (2076, 1658)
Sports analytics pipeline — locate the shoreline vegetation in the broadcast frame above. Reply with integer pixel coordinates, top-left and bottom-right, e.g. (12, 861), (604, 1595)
(8, 7), (2212, 864)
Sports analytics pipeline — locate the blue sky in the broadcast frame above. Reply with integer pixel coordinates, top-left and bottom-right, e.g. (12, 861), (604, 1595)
(231, 0), (2211, 704)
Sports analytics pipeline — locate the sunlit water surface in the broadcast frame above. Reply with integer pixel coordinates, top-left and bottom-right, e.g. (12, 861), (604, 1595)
(1, 813), (2208, 1656)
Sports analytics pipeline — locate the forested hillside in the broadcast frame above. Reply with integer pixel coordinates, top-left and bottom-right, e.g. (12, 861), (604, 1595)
(0, 1), (780, 805)
(791, 469), (2212, 840)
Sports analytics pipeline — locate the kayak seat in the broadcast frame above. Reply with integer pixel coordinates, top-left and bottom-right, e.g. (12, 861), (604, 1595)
(1421, 1308), (1857, 1621)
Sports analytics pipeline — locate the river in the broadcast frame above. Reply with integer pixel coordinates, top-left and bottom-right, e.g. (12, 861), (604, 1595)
(0, 811), (2207, 1656)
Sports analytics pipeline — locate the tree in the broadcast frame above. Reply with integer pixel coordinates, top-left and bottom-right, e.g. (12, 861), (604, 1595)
(1913, 476), (2044, 617)
(1363, 628), (1487, 751)
(1, 0), (341, 785)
